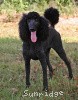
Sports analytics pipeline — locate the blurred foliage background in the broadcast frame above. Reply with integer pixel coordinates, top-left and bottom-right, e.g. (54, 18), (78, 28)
(0, 0), (78, 14)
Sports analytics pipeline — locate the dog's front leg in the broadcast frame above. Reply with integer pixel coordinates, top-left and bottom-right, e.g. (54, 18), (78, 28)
(25, 58), (31, 88)
(37, 51), (48, 91)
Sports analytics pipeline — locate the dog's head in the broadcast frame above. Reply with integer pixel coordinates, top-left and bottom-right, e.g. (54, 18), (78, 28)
(19, 12), (49, 42)
(26, 12), (40, 42)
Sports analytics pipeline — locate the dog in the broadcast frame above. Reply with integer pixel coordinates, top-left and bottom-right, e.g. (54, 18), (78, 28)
(19, 7), (73, 91)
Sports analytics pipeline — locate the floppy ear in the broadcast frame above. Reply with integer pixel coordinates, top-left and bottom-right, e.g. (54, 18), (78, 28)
(37, 17), (49, 41)
(19, 13), (30, 42)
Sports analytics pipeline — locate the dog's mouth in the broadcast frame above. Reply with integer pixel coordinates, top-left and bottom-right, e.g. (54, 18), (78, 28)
(31, 31), (37, 43)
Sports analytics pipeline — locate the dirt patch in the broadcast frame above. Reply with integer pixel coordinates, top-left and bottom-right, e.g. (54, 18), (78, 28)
(0, 14), (78, 42)
(56, 17), (78, 40)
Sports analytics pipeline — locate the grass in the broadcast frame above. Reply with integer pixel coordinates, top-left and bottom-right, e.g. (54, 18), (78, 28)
(0, 38), (78, 100)
(0, 13), (78, 99)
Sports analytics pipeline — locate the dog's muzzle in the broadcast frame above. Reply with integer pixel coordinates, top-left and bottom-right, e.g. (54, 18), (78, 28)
(28, 20), (37, 43)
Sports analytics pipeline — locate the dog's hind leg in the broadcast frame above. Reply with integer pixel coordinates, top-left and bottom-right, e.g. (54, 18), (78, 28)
(46, 50), (54, 79)
(52, 34), (73, 79)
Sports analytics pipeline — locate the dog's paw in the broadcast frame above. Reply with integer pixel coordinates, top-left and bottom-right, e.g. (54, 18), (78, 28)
(69, 74), (73, 80)
(42, 87), (48, 92)
(49, 71), (53, 79)
(49, 70), (54, 79)
(26, 85), (30, 88)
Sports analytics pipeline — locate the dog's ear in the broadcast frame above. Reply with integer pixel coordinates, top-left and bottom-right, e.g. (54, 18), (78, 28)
(19, 13), (30, 42)
(22, 13), (27, 20)
(37, 17), (49, 41)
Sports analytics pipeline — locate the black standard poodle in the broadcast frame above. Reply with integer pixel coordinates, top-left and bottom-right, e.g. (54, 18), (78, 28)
(19, 7), (73, 91)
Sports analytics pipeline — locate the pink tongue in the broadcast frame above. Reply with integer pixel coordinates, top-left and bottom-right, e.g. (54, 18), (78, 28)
(31, 31), (37, 43)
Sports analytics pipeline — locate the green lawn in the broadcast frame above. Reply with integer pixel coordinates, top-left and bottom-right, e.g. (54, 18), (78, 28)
(0, 38), (78, 100)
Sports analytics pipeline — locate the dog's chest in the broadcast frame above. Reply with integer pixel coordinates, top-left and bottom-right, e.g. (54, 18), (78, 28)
(27, 43), (38, 59)
(23, 42), (45, 60)
(29, 44), (36, 55)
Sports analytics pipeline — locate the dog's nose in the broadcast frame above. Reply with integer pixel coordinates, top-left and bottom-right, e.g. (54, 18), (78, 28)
(30, 29), (35, 32)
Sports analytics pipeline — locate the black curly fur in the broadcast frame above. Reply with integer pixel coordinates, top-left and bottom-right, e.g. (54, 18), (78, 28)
(19, 12), (49, 42)
(44, 7), (59, 27)
(19, 7), (73, 91)
(19, 14), (30, 42)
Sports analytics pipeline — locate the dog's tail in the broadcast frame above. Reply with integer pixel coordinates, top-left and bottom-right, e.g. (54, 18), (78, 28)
(44, 7), (59, 28)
